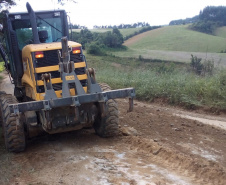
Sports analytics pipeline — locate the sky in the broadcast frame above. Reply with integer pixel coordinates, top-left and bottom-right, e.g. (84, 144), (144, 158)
(9, 0), (226, 28)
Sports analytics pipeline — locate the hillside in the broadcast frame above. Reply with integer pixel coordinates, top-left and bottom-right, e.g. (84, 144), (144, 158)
(214, 26), (226, 38)
(118, 27), (144, 37)
(73, 27), (143, 37)
(124, 25), (226, 53)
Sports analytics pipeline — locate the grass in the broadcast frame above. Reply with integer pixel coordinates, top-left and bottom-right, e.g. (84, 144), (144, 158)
(0, 62), (4, 72)
(124, 25), (226, 53)
(72, 27), (143, 37)
(90, 28), (112, 33)
(72, 28), (112, 33)
(86, 53), (226, 111)
(0, 62), (4, 81)
(214, 26), (226, 38)
(118, 27), (144, 37)
(111, 49), (226, 66)
(107, 25), (226, 65)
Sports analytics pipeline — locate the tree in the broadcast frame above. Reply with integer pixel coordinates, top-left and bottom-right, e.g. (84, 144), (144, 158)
(0, 0), (15, 11)
(71, 28), (93, 49)
(190, 6), (226, 34)
(0, 0), (16, 24)
(57, 0), (77, 5)
(112, 28), (123, 46)
(101, 28), (123, 48)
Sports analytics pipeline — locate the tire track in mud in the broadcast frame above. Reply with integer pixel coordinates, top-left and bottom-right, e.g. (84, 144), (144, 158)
(2, 130), (225, 185)
(120, 136), (226, 185)
(117, 100), (226, 185)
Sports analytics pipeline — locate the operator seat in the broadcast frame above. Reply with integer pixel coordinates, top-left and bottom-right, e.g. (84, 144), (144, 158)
(38, 30), (48, 43)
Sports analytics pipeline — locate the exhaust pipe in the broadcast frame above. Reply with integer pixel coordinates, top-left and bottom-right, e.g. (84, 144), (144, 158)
(26, 2), (40, 44)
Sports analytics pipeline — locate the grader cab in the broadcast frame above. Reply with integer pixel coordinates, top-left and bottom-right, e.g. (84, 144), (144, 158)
(0, 3), (135, 152)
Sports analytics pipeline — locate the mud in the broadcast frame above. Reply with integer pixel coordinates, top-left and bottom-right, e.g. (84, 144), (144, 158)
(0, 74), (226, 185)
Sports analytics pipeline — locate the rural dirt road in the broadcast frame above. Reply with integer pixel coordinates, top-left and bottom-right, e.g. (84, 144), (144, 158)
(0, 73), (226, 185)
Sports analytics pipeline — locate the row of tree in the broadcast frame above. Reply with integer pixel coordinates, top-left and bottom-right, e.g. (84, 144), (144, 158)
(0, 0), (75, 11)
(69, 24), (87, 29)
(93, 22), (150, 29)
(71, 28), (124, 50)
(169, 16), (199, 25)
(69, 22), (151, 30)
(0, 0), (15, 11)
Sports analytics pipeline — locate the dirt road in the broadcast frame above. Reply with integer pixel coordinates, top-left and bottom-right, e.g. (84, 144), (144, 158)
(0, 74), (226, 185)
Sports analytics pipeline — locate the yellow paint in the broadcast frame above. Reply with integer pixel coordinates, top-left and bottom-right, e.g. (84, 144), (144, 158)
(74, 62), (86, 68)
(35, 61), (86, 73)
(36, 86), (87, 100)
(26, 86), (36, 100)
(22, 41), (82, 54)
(35, 65), (59, 73)
(21, 57), (37, 100)
(36, 74), (87, 86)
(21, 41), (86, 101)
(22, 73), (35, 88)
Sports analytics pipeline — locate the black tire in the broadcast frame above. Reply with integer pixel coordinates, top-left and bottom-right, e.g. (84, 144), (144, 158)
(0, 91), (6, 96)
(93, 83), (119, 137)
(0, 91), (6, 127)
(0, 94), (26, 152)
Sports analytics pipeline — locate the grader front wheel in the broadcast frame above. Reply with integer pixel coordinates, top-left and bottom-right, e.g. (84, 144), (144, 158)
(0, 91), (6, 127)
(94, 83), (119, 137)
(0, 94), (26, 152)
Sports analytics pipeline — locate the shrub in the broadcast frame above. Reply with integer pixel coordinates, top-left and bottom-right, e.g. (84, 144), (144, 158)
(0, 62), (4, 72)
(87, 42), (104, 55)
(202, 59), (214, 76)
(138, 55), (144, 61)
(218, 70), (226, 86)
(190, 55), (214, 76)
(190, 21), (218, 34)
(190, 54), (203, 75)
(156, 63), (175, 74)
(72, 28), (124, 49)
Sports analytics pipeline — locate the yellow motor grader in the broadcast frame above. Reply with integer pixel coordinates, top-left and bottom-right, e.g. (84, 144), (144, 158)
(0, 3), (135, 152)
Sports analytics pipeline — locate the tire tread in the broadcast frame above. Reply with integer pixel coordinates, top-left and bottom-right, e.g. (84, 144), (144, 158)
(0, 94), (26, 152)
(94, 83), (119, 137)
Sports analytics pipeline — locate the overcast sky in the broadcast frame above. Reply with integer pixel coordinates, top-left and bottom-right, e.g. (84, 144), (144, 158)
(10, 0), (226, 28)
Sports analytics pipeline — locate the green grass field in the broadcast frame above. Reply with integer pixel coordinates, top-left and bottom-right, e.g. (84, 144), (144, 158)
(107, 25), (226, 65)
(118, 27), (144, 37)
(124, 25), (226, 53)
(0, 62), (4, 81)
(214, 26), (226, 38)
(72, 27), (143, 37)
(86, 53), (226, 111)
(112, 49), (226, 65)
(0, 62), (4, 72)
(90, 28), (112, 33)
